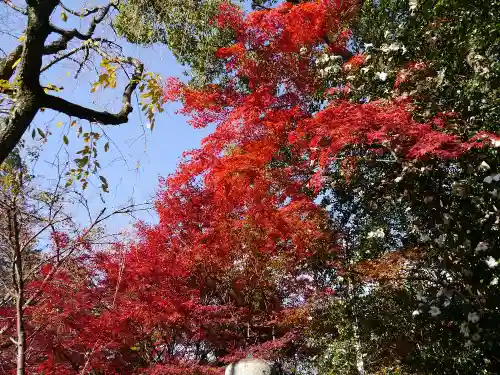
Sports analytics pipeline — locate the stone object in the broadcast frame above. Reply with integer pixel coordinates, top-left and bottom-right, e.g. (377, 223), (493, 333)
(225, 358), (272, 375)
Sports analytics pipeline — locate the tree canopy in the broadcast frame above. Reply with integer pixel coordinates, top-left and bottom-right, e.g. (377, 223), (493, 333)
(0, 0), (499, 374)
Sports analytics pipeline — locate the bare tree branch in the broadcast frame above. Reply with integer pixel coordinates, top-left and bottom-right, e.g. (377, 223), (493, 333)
(1, 0), (27, 15)
(59, 2), (104, 17)
(0, 44), (22, 80)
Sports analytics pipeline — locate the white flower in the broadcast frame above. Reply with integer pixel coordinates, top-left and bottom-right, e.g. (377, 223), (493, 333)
(472, 333), (481, 341)
(376, 72), (388, 81)
(494, 173), (500, 182)
(485, 256), (498, 268)
(420, 234), (431, 243)
(296, 274), (314, 282)
(409, 0), (418, 11)
(367, 228), (385, 239)
(491, 138), (500, 148)
(395, 176), (403, 183)
(299, 46), (308, 55)
(484, 175), (493, 184)
(491, 277), (498, 286)
(434, 234), (446, 247)
(479, 161), (491, 171)
(464, 340), (473, 348)
(384, 30), (391, 39)
(364, 43), (374, 50)
(468, 312), (480, 324)
(429, 306), (441, 317)
(412, 309), (421, 317)
(460, 322), (470, 337)
(416, 292), (427, 302)
(388, 43), (400, 51)
(475, 242), (489, 252)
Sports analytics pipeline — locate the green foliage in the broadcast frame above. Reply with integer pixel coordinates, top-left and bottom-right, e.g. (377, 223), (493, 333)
(305, 1), (500, 374)
(351, 0), (500, 130)
(113, 0), (236, 86)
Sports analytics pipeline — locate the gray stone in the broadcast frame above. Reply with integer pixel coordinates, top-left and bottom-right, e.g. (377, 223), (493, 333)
(225, 358), (272, 375)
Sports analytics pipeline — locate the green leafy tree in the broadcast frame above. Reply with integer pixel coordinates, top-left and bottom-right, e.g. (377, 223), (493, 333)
(0, 0), (164, 191)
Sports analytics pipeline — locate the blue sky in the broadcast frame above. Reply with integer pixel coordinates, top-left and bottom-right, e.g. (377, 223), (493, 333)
(2, 0), (216, 232)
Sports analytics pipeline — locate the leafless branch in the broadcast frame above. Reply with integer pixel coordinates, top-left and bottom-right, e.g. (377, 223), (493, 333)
(1, 0), (27, 15)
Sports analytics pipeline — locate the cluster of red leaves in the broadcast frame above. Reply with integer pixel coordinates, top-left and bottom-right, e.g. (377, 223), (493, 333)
(9, 0), (500, 374)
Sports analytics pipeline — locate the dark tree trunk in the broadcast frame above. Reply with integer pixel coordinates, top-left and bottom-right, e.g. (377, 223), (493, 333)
(0, 0), (58, 165)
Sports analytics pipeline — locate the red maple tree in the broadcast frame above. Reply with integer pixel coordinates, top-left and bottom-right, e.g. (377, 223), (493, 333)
(11, 0), (499, 373)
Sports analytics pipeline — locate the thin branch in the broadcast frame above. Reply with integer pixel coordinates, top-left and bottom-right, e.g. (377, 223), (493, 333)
(41, 38), (122, 74)
(50, 0), (117, 42)
(59, 2), (103, 17)
(0, 44), (22, 80)
(41, 44), (89, 73)
(1, 0), (27, 15)
(42, 57), (144, 125)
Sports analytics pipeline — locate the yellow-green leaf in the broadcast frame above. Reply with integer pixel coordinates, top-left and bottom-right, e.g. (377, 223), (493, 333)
(63, 135), (69, 145)
(61, 11), (68, 22)
(12, 58), (21, 69)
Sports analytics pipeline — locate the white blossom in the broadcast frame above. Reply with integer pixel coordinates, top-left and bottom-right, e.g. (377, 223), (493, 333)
(485, 256), (498, 268)
(479, 161), (491, 171)
(375, 72), (388, 81)
(409, 0), (418, 11)
(380, 44), (391, 53)
(484, 175), (493, 183)
(434, 234), (446, 247)
(429, 306), (441, 317)
(460, 322), (470, 337)
(464, 340), (473, 348)
(468, 312), (480, 323)
(419, 233), (431, 243)
(490, 277), (498, 286)
(367, 228), (385, 239)
(412, 310), (421, 317)
(296, 274), (314, 282)
(416, 293), (427, 302)
(491, 138), (500, 148)
(388, 43), (400, 51)
(395, 176), (403, 183)
(475, 242), (489, 252)
(472, 333), (481, 341)
(364, 43), (374, 50)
